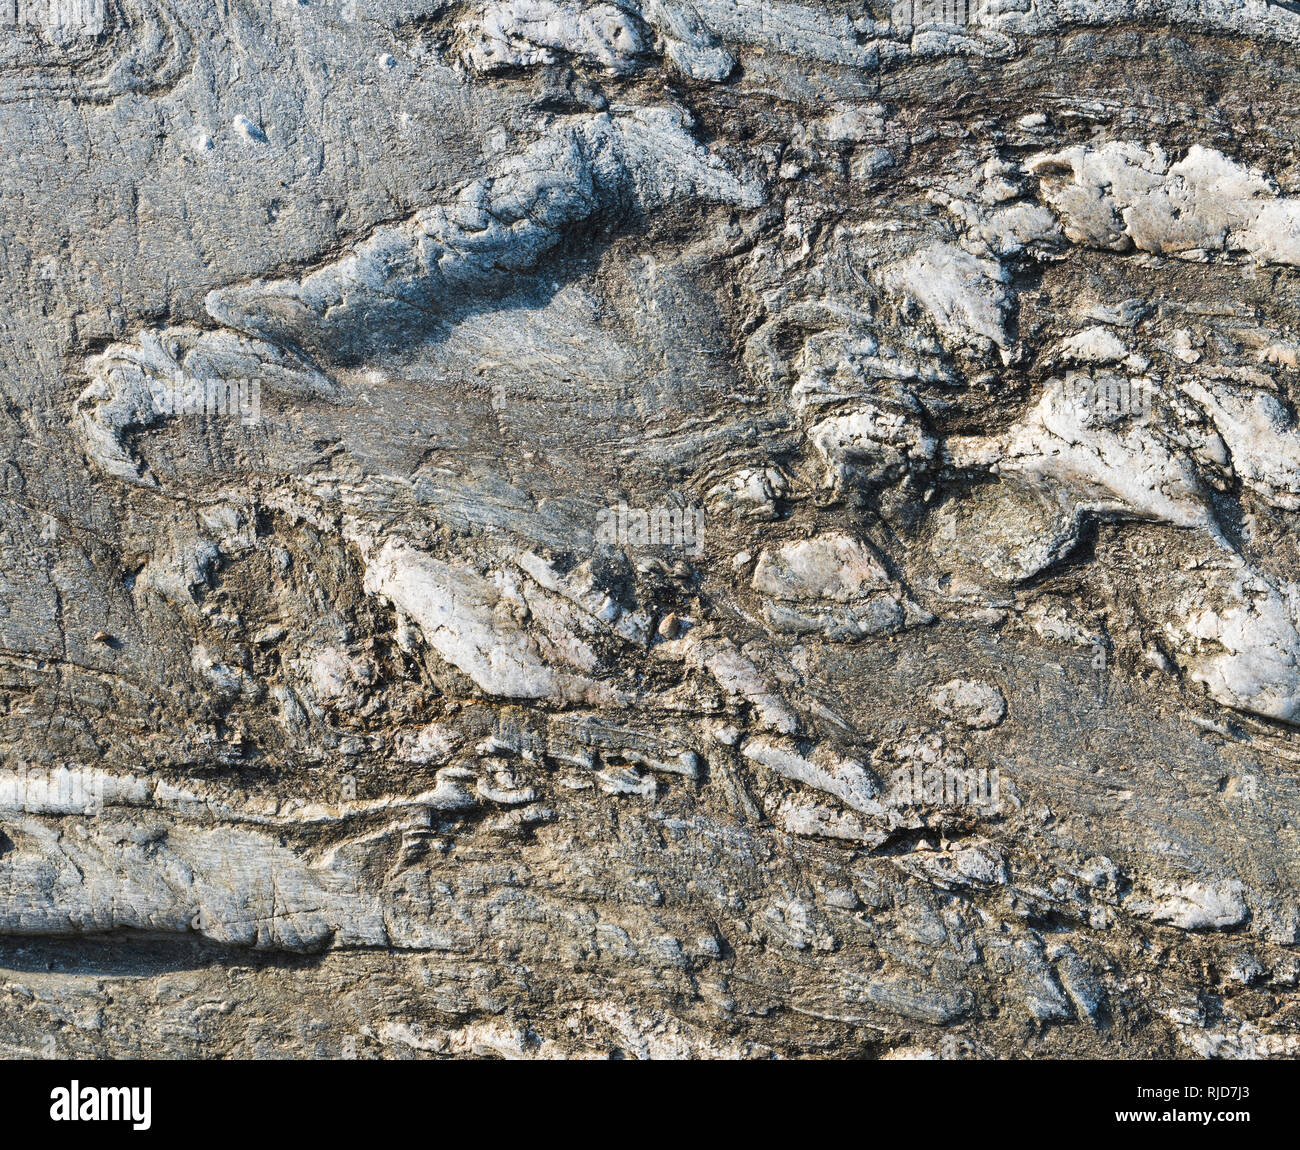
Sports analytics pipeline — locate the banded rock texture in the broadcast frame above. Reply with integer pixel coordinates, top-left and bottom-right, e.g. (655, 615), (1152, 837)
(1, 0), (1300, 1059)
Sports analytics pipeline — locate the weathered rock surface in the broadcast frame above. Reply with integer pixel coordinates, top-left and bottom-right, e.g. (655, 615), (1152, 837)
(1, 0), (1299, 1059)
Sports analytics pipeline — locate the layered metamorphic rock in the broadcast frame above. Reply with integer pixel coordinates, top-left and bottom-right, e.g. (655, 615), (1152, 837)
(3, 0), (1300, 1059)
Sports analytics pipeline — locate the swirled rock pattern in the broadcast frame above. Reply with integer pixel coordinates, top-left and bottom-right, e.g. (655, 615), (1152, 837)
(2, 0), (1300, 1059)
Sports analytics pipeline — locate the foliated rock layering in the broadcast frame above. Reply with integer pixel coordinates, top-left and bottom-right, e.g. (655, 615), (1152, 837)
(3, 0), (1300, 1059)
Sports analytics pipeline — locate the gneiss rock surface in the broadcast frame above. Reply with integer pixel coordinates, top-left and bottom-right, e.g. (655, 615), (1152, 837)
(1, 0), (1298, 1059)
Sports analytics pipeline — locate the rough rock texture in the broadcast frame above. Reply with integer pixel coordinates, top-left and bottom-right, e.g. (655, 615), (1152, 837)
(3, 0), (1300, 1060)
